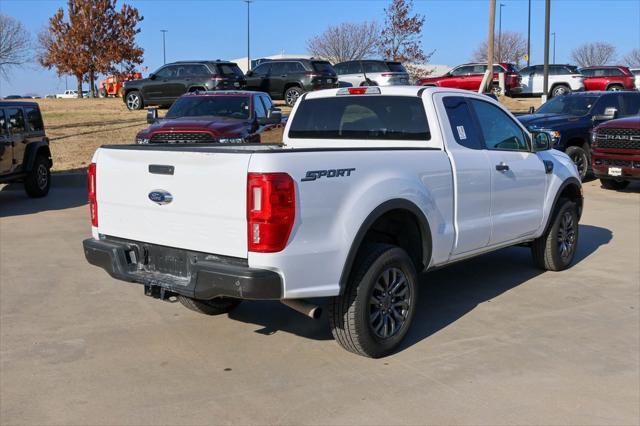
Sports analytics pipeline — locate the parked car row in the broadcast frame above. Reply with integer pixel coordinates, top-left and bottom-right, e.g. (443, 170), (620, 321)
(122, 58), (414, 110)
(419, 62), (639, 98)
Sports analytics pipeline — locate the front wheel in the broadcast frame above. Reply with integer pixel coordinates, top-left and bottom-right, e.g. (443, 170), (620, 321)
(607, 84), (624, 91)
(600, 179), (630, 190)
(284, 86), (303, 107)
(551, 84), (571, 97)
(531, 199), (579, 271)
(178, 296), (241, 315)
(329, 244), (418, 358)
(565, 145), (589, 181)
(125, 90), (144, 110)
(24, 154), (51, 198)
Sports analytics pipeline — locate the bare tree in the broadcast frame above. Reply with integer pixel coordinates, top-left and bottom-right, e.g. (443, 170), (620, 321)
(378, 0), (433, 80)
(306, 21), (379, 64)
(0, 14), (31, 80)
(571, 42), (616, 67)
(472, 31), (526, 67)
(623, 48), (640, 67)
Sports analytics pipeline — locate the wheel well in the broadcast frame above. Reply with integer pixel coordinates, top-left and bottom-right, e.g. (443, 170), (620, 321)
(551, 83), (569, 90)
(124, 88), (138, 97)
(606, 83), (623, 90)
(357, 209), (425, 273)
(283, 83), (301, 94)
(558, 183), (583, 219)
(565, 137), (586, 148)
(188, 86), (206, 92)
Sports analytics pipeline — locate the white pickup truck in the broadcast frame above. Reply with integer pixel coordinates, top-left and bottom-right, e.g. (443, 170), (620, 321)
(83, 87), (583, 358)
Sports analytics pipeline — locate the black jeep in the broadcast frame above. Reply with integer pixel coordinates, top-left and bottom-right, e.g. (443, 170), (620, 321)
(245, 58), (338, 107)
(122, 60), (246, 111)
(0, 101), (52, 197)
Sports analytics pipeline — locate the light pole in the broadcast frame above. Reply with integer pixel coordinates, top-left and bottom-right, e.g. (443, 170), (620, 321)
(527, 0), (531, 66)
(160, 30), (168, 64)
(244, 0), (252, 72)
(498, 3), (505, 62)
(552, 32), (556, 64)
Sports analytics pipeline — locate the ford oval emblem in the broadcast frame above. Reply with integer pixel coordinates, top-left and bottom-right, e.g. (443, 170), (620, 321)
(148, 189), (173, 205)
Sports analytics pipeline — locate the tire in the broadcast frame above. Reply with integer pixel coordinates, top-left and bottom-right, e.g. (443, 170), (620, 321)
(531, 199), (579, 271)
(565, 145), (589, 181)
(490, 84), (502, 96)
(24, 154), (51, 198)
(329, 244), (418, 358)
(551, 84), (571, 97)
(284, 86), (303, 107)
(607, 84), (624, 91)
(177, 296), (241, 316)
(600, 179), (630, 190)
(99, 87), (107, 98)
(125, 90), (143, 110)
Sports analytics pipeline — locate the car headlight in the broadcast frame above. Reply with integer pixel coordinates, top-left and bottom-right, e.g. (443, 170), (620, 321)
(136, 137), (149, 144)
(218, 137), (245, 144)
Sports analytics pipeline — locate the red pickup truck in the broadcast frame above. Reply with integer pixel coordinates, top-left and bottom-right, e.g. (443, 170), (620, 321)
(417, 63), (522, 96)
(579, 66), (636, 92)
(591, 116), (640, 190)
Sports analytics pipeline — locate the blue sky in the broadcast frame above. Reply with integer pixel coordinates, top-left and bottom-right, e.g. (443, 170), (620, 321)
(1, 0), (639, 96)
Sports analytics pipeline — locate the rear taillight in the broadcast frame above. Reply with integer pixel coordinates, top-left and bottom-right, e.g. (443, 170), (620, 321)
(247, 173), (295, 253)
(88, 162), (98, 227)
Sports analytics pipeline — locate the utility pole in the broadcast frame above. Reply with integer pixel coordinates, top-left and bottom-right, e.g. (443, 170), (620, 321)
(552, 32), (556, 63)
(543, 0), (550, 101)
(498, 3), (505, 62)
(527, 0), (531, 66)
(480, 0), (496, 94)
(160, 30), (168, 64)
(245, 0), (252, 72)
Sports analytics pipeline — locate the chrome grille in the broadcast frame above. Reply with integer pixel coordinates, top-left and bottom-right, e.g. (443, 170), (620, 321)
(595, 128), (640, 150)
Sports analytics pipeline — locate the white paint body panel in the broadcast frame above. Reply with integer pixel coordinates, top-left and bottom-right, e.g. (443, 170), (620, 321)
(91, 87), (580, 299)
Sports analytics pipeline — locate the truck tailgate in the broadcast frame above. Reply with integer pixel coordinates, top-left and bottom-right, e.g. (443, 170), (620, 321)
(95, 147), (249, 258)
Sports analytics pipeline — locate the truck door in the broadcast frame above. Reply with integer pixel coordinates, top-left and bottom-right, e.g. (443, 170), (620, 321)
(439, 95), (492, 255)
(0, 110), (12, 174)
(5, 108), (27, 172)
(468, 98), (546, 245)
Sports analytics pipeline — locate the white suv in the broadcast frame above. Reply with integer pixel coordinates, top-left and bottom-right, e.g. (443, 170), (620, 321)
(334, 60), (411, 87)
(519, 64), (584, 97)
(631, 68), (640, 90)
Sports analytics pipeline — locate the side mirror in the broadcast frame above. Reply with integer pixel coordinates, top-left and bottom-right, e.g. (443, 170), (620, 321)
(148, 73), (156, 80)
(531, 131), (552, 152)
(593, 107), (618, 122)
(147, 108), (158, 124)
(528, 106), (535, 114)
(245, 70), (253, 77)
(258, 108), (282, 125)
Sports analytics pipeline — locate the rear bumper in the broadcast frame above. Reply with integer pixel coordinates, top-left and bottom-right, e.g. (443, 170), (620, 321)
(83, 237), (283, 300)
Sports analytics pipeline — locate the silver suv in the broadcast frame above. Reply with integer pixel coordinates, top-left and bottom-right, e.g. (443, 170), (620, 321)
(333, 60), (410, 87)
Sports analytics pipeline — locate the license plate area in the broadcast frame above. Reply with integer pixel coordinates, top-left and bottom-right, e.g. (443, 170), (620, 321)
(141, 245), (190, 278)
(608, 166), (622, 177)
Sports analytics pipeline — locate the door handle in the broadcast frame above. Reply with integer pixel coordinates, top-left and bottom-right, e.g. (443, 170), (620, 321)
(496, 162), (510, 171)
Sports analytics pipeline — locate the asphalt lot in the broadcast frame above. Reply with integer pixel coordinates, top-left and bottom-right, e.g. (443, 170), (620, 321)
(1, 179), (638, 425)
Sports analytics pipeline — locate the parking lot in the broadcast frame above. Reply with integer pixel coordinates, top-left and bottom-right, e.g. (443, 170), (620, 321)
(0, 179), (638, 425)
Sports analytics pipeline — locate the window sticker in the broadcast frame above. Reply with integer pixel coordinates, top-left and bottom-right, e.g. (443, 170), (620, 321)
(456, 125), (467, 140)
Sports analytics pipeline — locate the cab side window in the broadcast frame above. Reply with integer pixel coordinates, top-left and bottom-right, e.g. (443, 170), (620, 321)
(621, 94), (640, 116)
(592, 95), (622, 115)
(25, 107), (44, 132)
(260, 94), (273, 111)
(334, 63), (347, 74)
(252, 63), (271, 77)
(346, 61), (362, 74)
(6, 108), (26, 134)
(254, 96), (267, 118)
(155, 66), (175, 78)
(469, 99), (529, 151)
(443, 97), (481, 150)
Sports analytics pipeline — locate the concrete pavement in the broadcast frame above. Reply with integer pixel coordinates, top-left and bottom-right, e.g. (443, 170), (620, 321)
(1, 181), (638, 425)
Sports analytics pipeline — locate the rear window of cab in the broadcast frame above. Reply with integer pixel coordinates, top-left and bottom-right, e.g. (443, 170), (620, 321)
(288, 96), (430, 141)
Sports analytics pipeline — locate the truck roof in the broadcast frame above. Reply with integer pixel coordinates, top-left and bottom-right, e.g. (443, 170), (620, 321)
(0, 100), (40, 108)
(302, 85), (496, 100)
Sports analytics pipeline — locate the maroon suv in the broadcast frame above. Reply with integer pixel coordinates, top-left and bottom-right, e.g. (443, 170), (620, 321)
(136, 91), (285, 145)
(591, 116), (640, 190)
(418, 63), (522, 96)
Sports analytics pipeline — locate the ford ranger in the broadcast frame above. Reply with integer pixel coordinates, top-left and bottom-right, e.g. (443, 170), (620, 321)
(83, 86), (583, 358)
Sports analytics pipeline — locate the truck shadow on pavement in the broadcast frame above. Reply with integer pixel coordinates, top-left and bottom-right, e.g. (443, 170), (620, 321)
(229, 224), (613, 352)
(0, 186), (86, 217)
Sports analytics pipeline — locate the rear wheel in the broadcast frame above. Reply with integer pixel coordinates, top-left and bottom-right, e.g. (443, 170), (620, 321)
(600, 179), (630, 190)
(24, 154), (50, 198)
(125, 90), (143, 110)
(178, 296), (241, 315)
(284, 86), (303, 107)
(565, 145), (589, 181)
(329, 244), (418, 358)
(532, 199), (579, 271)
(607, 84), (624, 91)
(551, 84), (571, 97)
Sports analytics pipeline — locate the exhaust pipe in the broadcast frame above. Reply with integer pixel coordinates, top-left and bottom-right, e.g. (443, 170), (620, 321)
(281, 299), (322, 319)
